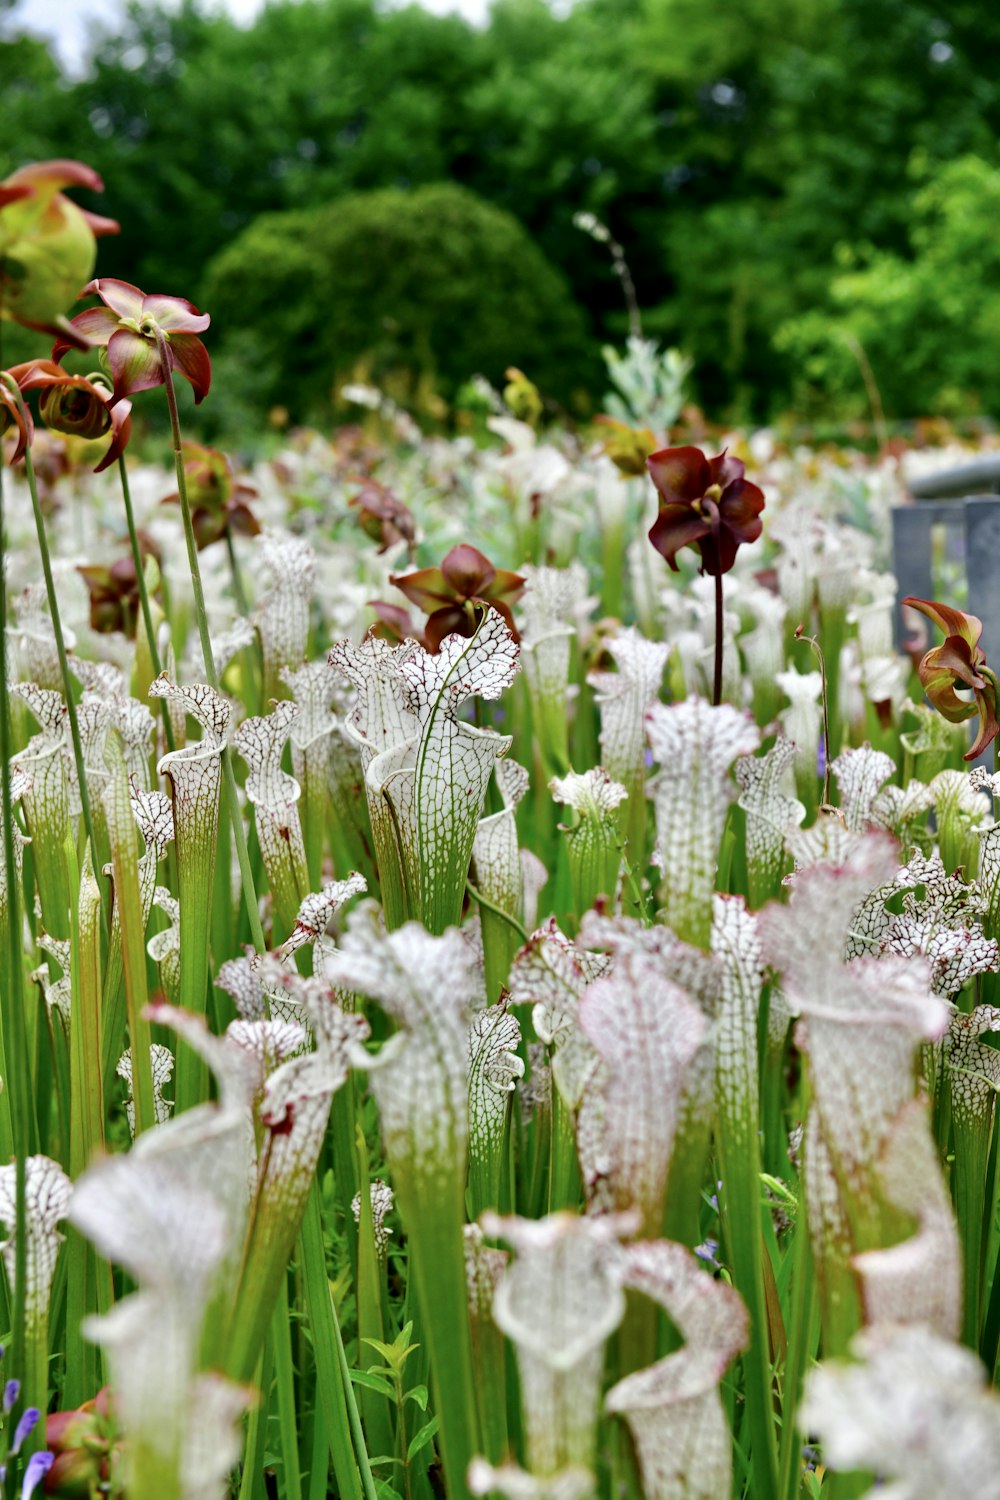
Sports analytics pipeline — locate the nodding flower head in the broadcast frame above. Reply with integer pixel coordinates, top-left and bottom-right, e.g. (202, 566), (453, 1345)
(53, 278), (211, 406)
(389, 543), (525, 652)
(647, 444), (765, 576)
(11, 360), (131, 472)
(903, 597), (1000, 761)
(0, 159), (118, 343)
(161, 440), (259, 550)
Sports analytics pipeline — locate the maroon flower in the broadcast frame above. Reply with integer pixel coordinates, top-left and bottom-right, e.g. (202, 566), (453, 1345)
(161, 440), (259, 550)
(52, 278), (211, 406)
(0, 376), (34, 465)
(12, 359), (131, 472)
(389, 543), (525, 652)
(349, 478), (416, 554)
(903, 596), (1000, 761)
(78, 535), (159, 636)
(367, 599), (429, 649)
(647, 445), (765, 576)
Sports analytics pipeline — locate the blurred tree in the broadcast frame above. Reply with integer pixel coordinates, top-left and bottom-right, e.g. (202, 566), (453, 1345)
(5, 0), (1000, 422)
(776, 154), (1000, 420)
(202, 180), (594, 419)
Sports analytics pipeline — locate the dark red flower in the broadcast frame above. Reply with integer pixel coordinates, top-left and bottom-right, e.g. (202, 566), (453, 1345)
(0, 375), (34, 465)
(366, 599), (429, 648)
(389, 543), (525, 652)
(12, 359), (131, 472)
(647, 445), (765, 576)
(53, 278), (211, 406)
(79, 540), (159, 636)
(161, 440), (259, 549)
(349, 478), (416, 554)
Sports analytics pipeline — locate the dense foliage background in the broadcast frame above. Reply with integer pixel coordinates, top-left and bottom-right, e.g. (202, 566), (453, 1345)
(4, 0), (1000, 427)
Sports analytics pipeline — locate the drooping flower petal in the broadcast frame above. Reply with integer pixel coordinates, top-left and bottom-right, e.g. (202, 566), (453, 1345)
(271, 871), (367, 964)
(604, 1241), (748, 1500)
(851, 1098), (960, 1338)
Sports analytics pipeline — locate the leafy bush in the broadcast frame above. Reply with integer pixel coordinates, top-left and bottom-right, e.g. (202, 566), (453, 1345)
(776, 154), (1000, 420)
(203, 182), (595, 418)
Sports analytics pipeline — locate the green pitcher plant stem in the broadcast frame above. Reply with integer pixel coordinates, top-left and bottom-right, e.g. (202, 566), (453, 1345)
(3, 376), (101, 896)
(153, 326), (266, 957)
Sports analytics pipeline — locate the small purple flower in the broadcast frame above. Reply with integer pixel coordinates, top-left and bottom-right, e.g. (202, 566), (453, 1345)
(20, 1450), (54, 1499)
(11, 1406), (39, 1455)
(3, 1378), (19, 1413)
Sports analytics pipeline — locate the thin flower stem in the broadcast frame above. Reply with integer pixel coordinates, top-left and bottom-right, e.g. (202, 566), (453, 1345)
(2, 377), (102, 889)
(796, 626), (832, 805)
(0, 453), (35, 1441)
(714, 568), (724, 707)
(116, 453), (175, 754)
(225, 528), (250, 615)
(153, 328), (266, 955)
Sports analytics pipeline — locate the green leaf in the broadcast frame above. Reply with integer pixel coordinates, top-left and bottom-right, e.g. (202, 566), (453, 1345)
(361, 1337), (401, 1364)
(407, 1418), (440, 1463)
(349, 1369), (397, 1399)
(404, 1384), (428, 1412)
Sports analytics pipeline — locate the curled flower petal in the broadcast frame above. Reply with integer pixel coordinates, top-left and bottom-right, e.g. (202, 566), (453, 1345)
(605, 1241), (748, 1500)
(852, 1098), (961, 1339)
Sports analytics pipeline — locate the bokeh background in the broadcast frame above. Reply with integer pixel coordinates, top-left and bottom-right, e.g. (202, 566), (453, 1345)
(4, 0), (1000, 438)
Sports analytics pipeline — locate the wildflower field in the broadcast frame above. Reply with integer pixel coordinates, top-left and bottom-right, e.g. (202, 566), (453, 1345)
(3, 158), (1000, 1500)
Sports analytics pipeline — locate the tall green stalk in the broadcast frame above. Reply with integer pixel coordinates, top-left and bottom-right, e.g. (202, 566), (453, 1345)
(0, 416), (36, 1449)
(4, 382), (101, 903)
(153, 329), (265, 957)
(116, 453), (175, 752)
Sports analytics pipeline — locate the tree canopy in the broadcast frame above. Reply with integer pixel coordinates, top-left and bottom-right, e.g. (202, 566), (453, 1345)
(4, 0), (1000, 425)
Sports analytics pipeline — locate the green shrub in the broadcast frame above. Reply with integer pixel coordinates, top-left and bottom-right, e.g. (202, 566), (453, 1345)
(202, 182), (595, 419)
(776, 154), (1000, 421)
